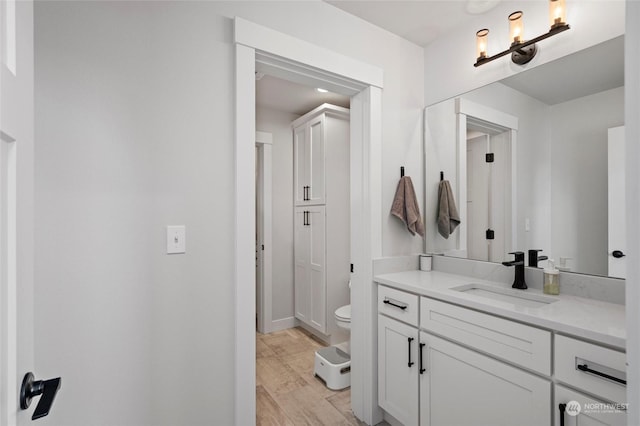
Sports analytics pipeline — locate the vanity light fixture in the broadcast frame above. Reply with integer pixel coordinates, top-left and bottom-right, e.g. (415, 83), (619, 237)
(474, 0), (570, 67)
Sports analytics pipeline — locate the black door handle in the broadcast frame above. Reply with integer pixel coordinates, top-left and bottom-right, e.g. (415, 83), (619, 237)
(20, 372), (61, 420)
(419, 343), (426, 374)
(407, 337), (414, 367)
(559, 403), (566, 426)
(612, 250), (625, 258)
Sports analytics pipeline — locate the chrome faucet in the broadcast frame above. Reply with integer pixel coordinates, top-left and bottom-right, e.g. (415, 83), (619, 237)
(502, 251), (527, 290)
(528, 249), (548, 268)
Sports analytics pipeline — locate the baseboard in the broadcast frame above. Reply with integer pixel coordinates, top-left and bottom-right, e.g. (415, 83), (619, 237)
(270, 316), (297, 333)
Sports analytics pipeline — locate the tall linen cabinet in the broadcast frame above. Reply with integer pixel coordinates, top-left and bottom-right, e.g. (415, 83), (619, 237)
(292, 104), (350, 342)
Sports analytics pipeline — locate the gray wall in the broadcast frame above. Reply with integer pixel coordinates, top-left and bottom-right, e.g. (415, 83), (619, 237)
(34, 2), (424, 425)
(256, 107), (299, 323)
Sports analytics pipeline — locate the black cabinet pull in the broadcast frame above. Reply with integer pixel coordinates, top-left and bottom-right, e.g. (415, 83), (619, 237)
(577, 364), (626, 385)
(419, 343), (426, 374)
(383, 299), (408, 310)
(307, 185), (311, 200)
(407, 337), (414, 367)
(20, 372), (61, 420)
(612, 250), (625, 258)
(303, 211), (308, 226)
(303, 186), (310, 201)
(558, 403), (566, 426)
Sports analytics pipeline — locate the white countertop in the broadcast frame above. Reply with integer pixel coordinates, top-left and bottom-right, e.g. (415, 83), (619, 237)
(374, 270), (626, 349)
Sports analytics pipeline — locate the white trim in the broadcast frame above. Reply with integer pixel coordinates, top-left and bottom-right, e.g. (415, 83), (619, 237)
(456, 98), (519, 131)
(255, 135), (273, 334)
(235, 17), (383, 90)
(235, 43), (256, 426)
(270, 317), (297, 333)
(255, 131), (272, 145)
(235, 17), (384, 426)
(0, 138), (17, 426)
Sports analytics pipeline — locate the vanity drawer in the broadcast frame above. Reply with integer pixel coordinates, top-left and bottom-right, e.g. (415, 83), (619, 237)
(420, 297), (551, 375)
(555, 335), (626, 403)
(378, 285), (419, 326)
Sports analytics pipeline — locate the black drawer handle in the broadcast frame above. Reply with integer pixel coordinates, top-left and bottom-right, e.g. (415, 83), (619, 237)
(407, 337), (414, 367)
(383, 299), (408, 310)
(419, 343), (426, 374)
(577, 364), (626, 385)
(558, 403), (566, 426)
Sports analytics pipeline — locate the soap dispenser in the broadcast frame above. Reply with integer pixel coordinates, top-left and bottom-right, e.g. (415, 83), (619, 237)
(543, 259), (560, 295)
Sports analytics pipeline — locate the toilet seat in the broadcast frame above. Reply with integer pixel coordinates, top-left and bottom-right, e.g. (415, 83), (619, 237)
(335, 305), (351, 322)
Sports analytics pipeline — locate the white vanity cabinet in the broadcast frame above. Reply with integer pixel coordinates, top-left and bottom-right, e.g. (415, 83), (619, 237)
(554, 335), (627, 426)
(375, 280), (626, 426)
(419, 332), (550, 426)
(378, 314), (419, 426)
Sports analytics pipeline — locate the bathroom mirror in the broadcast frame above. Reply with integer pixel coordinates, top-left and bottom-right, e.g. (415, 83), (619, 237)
(424, 35), (625, 278)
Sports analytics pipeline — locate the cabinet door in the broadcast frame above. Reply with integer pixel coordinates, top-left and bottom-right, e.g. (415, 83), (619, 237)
(294, 208), (309, 322)
(307, 115), (325, 205)
(555, 385), (626, 426)
(293, 125), (308, 205)
(307, 206), (326, 332)
(378, 315), (419, 426)
(419, 332), (550, 426)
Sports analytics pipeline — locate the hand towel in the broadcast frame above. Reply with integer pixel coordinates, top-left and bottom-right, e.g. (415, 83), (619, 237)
(390, 176), (425, 238)
(437, 180), (460, 239)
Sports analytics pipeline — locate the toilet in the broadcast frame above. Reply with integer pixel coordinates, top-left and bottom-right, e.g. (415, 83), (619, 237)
(334, 304), (351, 330)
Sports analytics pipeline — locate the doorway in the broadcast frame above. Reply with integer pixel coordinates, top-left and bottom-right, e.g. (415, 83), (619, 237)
(235, 17), (384, 426)
(466, 118), (512, 263)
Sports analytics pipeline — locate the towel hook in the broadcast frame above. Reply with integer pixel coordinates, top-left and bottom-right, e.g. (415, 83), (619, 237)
(400, 167), (405, 178)
(440, 171), (444, 181)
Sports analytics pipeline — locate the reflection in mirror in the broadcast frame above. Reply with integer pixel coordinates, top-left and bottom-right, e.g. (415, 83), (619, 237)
(424, 36), (624, 278)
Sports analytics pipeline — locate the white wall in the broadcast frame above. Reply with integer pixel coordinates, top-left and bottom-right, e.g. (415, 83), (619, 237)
(549, 87), (624, 275)
(424, 0), (625, 105)
(34, 2), (424, 425)
(625, 2), (640, 423)
(256, 107), (299, 323)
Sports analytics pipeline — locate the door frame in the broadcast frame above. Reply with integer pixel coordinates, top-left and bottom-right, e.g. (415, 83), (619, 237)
(255, 131), (272, 334)
(454, 98), (518, 258)
(234, 17), (384, 425)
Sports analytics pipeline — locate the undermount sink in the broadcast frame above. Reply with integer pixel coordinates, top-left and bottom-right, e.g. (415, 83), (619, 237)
(451, 283), (558, 309)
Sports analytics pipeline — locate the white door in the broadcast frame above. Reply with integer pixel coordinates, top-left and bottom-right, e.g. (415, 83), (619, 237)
(307, 205), (325, 332)
(378, 315), (419, 426)
(608, 126), (626, 279)
(419, 332), (550, 426)
(467, 131), (511, 263)
(467, 134), (490, 261)
(307, 116), (325, 205)
(1, 1), (50, 424)
(294, 207), (309, 323)
(555, 385), (627, 426)
(293, 125), (307, 205)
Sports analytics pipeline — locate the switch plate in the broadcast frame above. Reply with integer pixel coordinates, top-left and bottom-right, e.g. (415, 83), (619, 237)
(167, 226), (186, 254)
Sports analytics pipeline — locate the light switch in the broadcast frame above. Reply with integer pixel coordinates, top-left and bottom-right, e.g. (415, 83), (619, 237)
(167, 225), (186, 254)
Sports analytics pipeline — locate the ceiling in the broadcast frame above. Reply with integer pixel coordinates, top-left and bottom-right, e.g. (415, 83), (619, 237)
(500, 36), (624, 105)
(256, 74), (350, 116)
(325, 0), (502, 46)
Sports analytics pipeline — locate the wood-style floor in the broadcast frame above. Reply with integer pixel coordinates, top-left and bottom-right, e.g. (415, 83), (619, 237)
(256, 327), (362, 426)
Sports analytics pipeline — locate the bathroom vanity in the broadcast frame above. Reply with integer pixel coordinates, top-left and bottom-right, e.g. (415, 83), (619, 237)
(374, 270), (626, 426)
